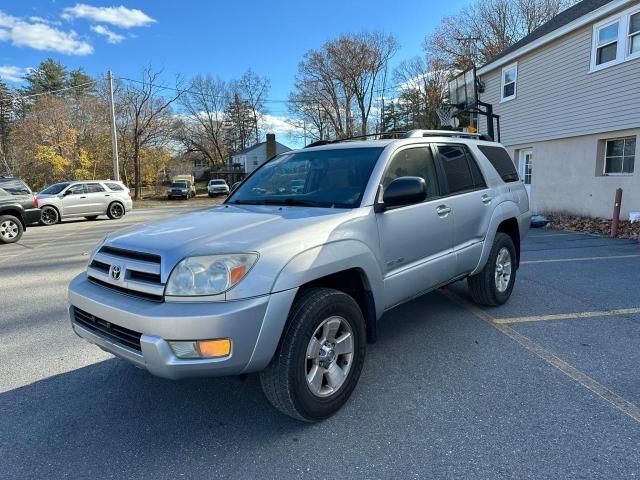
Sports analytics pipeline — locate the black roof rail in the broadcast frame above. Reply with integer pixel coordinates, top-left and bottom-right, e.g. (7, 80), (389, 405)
(304, 131), (407, 148)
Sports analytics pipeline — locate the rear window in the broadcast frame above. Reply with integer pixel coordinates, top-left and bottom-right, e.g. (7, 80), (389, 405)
(436, 144), (486, 194)
(0, 179), (31, 195)
(105, 182), (124, 191)
(477, 145), (520, 183)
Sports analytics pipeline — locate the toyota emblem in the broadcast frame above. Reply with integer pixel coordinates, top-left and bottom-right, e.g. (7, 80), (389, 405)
(109, 264), (122, 281)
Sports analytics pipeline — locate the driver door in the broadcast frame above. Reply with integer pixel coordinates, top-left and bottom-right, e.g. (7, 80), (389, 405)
(376, 145), (455, 309)
(61, 183), (88, 215)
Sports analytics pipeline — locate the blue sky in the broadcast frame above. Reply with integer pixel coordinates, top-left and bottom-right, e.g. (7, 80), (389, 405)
(0, 0), (469, 138)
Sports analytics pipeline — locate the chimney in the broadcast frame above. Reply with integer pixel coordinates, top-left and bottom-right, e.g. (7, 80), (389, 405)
(266, 133), (276, 159)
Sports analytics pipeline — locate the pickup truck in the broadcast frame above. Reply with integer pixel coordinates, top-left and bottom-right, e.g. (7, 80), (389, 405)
(68, 131), (530, 421)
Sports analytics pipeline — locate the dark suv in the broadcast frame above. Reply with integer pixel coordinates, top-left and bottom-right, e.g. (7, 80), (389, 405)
(0, 176), (41, 244)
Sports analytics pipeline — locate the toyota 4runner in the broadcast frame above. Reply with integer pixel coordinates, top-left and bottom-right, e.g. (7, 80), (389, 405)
(68, 130), (530, 421)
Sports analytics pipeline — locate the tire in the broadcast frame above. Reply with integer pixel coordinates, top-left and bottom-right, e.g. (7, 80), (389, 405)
(468, 232), (517, 306)
(208, 193), (213, 198)
(85, 216), (98, 221)
(40, 206), (60, 226)
(107, 202), (125, 220)
(260, 288), (366, 422)
(0, 215), (23, 244)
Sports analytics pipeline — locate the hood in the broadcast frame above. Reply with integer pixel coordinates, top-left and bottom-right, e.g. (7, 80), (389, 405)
(103, 204), (358, 275)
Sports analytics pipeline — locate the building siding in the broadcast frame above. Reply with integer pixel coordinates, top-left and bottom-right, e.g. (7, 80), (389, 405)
(478, 19), (640, 146)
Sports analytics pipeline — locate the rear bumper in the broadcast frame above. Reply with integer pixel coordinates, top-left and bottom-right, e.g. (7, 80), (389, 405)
(68, 273), (297, 379)
(23, 208), (41, 226)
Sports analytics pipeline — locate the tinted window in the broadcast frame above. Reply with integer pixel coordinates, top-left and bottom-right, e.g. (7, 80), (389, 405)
(105, 182), (124, 191)
(0, 179), (31, 195)
(171, 182), (187, 188)
(229, 147), (382, 208)
(86, 183), (106, 193)
(478, 145), (519, 182)
(41, 182), (71, 195)
(383, 147), (439, 199)
(437, 145), (484, 194)
(67, 184), (85, 195)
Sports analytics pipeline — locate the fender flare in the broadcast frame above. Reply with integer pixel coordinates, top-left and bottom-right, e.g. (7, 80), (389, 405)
(471, 201), (521, 275)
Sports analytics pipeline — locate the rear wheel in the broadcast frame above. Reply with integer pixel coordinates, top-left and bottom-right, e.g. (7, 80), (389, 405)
(468, 232), (517, 306)
(107, 202), (124, 220)
(260, 288), (366, 422)
(0, 215), (23, 244)
(40, 206), (59, 226)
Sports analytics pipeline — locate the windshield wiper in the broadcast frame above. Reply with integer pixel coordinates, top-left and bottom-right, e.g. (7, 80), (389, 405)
(229, 199), (267, 205)
(262, 198), (333, 207)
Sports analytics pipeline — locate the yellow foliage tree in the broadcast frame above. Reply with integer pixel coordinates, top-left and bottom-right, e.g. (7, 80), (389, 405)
(35, 145), (70, 176)
(73, 149), (94, 180)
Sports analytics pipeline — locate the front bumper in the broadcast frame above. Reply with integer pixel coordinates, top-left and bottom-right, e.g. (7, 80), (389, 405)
(68, 273), (297, 379)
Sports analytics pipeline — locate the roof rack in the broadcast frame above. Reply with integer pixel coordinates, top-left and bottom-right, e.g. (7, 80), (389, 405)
(304, 131), (407, 148)
(404, 129), (483, 139)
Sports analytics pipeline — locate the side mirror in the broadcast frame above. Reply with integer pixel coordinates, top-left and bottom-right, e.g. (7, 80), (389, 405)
(377, 176), (427, 211)
(63, 190), (73, 196)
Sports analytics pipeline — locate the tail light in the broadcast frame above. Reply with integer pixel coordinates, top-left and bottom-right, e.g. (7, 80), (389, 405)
(33, 196), (39, 208)
(128, 190), (131, 197)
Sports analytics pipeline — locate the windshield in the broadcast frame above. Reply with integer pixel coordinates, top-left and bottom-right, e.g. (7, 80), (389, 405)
(210, 180), (225, 185)
(227, 147), (383, 208)
(40, 182), (71, 195)
(171, 182), (187, 188)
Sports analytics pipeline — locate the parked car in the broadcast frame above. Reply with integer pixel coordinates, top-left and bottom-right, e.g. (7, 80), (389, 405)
(68, 130), (530, 421)
(208, 179), (230, 197)
(0, 176), (41, 244)
(167, 181), (193, 200)
(172, 175), (197, 197)
(37, 180), (132, 226)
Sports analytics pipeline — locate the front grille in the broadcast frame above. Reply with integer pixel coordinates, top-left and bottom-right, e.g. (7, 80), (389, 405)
(87, 246), (164, 301)
(73, 307), (142, 352)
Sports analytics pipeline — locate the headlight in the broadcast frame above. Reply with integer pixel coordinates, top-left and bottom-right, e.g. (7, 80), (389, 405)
(165, 253), (258, 296)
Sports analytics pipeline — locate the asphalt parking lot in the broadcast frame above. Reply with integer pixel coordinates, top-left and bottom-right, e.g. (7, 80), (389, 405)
(1, 206), (639, 479)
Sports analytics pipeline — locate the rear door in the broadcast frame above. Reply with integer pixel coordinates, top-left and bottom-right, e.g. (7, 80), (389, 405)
(433, 144), (494, 275)
(376, 145), (455, 308)
(84, 182), (109, 213)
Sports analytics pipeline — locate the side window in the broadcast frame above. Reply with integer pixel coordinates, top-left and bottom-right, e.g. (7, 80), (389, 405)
(477, 145), (520, 182)
(382, 147), (439, 200)
(436, 144), (486, 195)
(0, 179), (31, 195)
(86, 183), (106, 193)
(67, 184), (85, 195)
(105, 182), (123, 191)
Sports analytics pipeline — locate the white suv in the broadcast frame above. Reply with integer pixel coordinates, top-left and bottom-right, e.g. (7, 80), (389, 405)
(208, 179), (230, 197)
(37, 180), (132, 225)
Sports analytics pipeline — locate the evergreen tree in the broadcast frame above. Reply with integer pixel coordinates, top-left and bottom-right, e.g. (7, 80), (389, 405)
(23, 58), (68, 95)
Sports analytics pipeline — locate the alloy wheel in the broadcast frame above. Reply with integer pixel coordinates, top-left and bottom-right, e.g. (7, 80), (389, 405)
(495, 247), (512, 293)
(305, 316), (354, 397)
(0, 220), (19, 240)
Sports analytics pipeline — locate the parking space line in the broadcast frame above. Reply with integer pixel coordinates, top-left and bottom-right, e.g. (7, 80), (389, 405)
(521, 254), (640, 265)
(494, 307), (640, 324)
(440, 288), (640, 423)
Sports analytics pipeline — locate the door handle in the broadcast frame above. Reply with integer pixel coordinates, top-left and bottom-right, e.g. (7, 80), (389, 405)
(436, 205), (451, 216)
(80, 196), (87, 199)
(105, 194), (110, 197)
(482, 194), (493, 204)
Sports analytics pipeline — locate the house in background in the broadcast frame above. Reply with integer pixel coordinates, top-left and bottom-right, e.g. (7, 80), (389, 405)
(462, 0), (639, 218)
(230, 133), (291, 174)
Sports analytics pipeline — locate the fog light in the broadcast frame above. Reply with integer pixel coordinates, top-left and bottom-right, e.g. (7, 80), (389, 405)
(169, 339), (231, 359)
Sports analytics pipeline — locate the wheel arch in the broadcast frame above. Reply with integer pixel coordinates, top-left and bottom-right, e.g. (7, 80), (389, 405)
(471, 201), (521, 275)
(0, 208), (25, 229)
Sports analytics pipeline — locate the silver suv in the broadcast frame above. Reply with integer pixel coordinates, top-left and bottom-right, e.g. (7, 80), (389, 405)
(68, 131), (530, 421)
(38, 180), (132, 225)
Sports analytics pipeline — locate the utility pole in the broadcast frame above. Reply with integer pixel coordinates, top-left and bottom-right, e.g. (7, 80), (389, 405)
(107, 70), (120, 181)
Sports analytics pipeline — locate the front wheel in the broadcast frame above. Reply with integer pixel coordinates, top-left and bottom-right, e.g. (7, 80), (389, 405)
(260, 288), (366, 422)
(468, 232), (517, 306)
(40, 206), (59, 226)
(0, 215), (23, 244)
(107, 202), (124, 220)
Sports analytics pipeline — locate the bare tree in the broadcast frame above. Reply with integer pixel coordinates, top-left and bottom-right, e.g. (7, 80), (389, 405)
(118, 67), (183, 198)
(289, 31), (398, 140)
(424, 0), (577, 70)
(233, 70), (269, 143)
(392, 56), (449, 130)
(177, 74), (229, 167)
